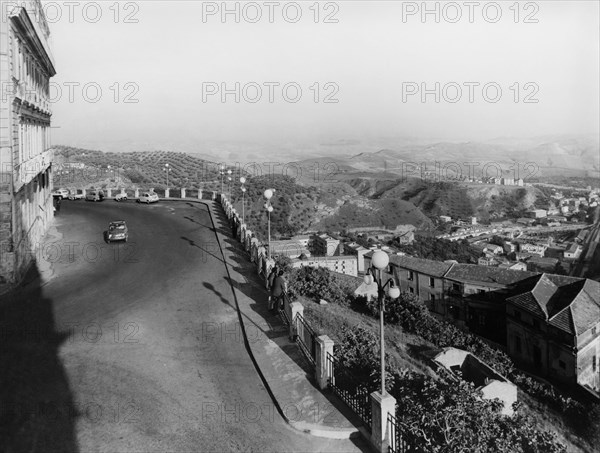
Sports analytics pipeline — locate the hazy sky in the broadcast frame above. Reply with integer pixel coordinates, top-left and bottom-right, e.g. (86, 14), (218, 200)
(45, 0), (599, 153)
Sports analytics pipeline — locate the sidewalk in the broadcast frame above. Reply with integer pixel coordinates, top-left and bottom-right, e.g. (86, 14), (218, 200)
(207, 201), (367, 440)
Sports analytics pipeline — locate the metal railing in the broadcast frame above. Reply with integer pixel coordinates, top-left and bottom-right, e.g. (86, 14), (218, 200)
(326, 352), (372, 430)
(388, 413), (421, 452)
(295, 313), (317, 367)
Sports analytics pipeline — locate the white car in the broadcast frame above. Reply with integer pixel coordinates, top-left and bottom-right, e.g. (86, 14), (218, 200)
(137, 192), (159, 204)
(115, 193), (128, 202)
(68, 191), (85, 200)
(52, 188), (70, 199)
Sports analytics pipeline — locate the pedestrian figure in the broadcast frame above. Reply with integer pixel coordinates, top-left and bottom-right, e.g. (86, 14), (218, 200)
(267, 265), (279, 310)
(271, 269), (287, 312)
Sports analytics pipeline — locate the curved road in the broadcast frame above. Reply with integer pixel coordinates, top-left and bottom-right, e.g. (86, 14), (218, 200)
(1, 200), (364, 452)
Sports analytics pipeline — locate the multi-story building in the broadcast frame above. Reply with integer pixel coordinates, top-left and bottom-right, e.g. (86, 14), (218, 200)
(444, 264), (537, 338)
(290, 255), (358, 277)
(312, 233), (341, 256)
(506, 274), (600, 391)
(386, 255), (453, 319)
(1, 1), (56, 284)
(268, 240), (311, 259)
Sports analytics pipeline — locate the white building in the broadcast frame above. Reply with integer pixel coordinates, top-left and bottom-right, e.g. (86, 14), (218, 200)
(1, 1), (56, 284)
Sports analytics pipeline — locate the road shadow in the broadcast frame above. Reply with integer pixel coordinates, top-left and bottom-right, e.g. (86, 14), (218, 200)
(0, 264), (79, 453)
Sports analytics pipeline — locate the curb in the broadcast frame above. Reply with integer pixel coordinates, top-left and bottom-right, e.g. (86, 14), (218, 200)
(203, 200), (362, 439)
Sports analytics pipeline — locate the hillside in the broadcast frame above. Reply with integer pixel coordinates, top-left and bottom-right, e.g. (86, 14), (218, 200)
(53, 146), (222, 191)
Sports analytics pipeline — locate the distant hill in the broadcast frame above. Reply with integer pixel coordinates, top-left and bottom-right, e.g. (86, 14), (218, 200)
(53, 146), (221, 190)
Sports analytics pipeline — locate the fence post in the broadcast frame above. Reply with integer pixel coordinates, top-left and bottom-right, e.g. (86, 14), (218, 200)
(289, 301), (303, 341)
(370, 392), (396, 453)
(198, 189), (203, 199)
(181, 188), (186, 198)
(165, 188), (170, 198)
(134, 188), (139, 198)
(107, 188), (112, 198)
(315, 335), (334, 390)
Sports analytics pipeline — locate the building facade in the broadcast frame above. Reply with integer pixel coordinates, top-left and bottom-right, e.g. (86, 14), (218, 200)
(506, 275), (600, 392)
(290, 255), (358, 277)
(0, 1), (56, 284)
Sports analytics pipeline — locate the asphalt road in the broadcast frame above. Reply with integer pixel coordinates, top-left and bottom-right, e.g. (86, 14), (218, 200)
(0, 200), (364, 452)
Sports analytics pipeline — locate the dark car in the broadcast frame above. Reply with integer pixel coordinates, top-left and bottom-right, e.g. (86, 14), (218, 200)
(107, 220), (128, 242)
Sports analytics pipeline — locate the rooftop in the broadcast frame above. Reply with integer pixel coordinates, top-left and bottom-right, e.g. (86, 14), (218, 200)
(388, 255), (454, 278)
(507, 274), (600, 335)
(444, 264), (538, 288)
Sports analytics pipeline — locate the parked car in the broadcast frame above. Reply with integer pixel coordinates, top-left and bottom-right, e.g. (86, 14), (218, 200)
(85, 190), (104, 202)
(114, 193), (128, 202)
(107, 220), (128, 242)
(52, 188), (69, 199)
(137, 192), (159, 204)
(68, 191), (85, 200)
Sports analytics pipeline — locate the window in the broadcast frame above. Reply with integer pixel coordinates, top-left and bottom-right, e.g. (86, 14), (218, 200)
(430, 294), (435, 302)
(429, 277), (435, 288)
(408, 271), (414, 281)
(515, 336), (522, 354)
(409, 287), (414, 294)
(559, 360), (566, 370)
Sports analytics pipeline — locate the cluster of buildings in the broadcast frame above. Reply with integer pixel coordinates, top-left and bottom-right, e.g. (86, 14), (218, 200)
(268, 228), (415, 277)
(359, 253), (600, 394)
(0, 1), (56, 284)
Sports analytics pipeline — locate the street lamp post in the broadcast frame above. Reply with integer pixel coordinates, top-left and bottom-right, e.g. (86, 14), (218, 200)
(364, 250), (400, 395)
(219, 165), (225, 194)
(264, 188), (274, 260)
(240, 177), (246, 224)
(163, 163), (170, 188)
(227, 169), (232, 198)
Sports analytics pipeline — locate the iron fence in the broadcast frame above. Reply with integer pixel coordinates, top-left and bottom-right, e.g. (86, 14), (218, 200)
(326, 352), (372, 430)
(295, 313), (317, 367)
(387, 413), (422, 452)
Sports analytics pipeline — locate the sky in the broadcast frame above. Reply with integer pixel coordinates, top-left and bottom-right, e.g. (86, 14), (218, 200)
(43, 0), (600, 155)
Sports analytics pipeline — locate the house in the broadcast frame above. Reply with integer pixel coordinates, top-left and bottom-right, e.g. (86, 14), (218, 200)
(478, 256), (500, 267)
(506, 275), (600, 392)
(526, 256), (559, 273)
(483, 244), (503, 255)
(433, 348), (518, 416)
(344, 242), (370, 272)
(312, 233), (341, 256)
(519, 243), (547, 257)
(545, 246), (566, 260)
(383, 255), (454, 318)
(291, 235), (311, 248)
(527, 209), (548, 218)
(290, 255), (358, 277)
(498, 261), (528, 271)
(395, 230), (415, 245)
(269, 240), (311, 259)
(440, 215), (452, 222)
(503, 242), (517, 254)
(564, 243), (582, 260)
(517, 218), (536, 226)
(444, 264), (538, 341)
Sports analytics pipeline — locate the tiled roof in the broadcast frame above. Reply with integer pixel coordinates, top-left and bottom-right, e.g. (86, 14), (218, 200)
(389, 255), (454, 278)
(507, 274), (599, 335)
(444, 264), (538, 287)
